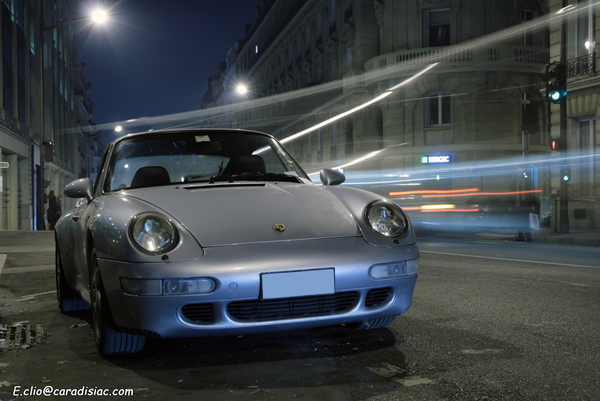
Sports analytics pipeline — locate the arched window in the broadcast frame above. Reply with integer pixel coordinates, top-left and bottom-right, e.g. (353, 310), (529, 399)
(425, 91), (451, 127)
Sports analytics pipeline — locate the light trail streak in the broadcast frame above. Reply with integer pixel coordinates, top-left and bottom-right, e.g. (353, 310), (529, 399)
(281, 63), (438, 144)
(421, 190), (542, 198)
(63, 1), (595, 138)
(390, 189), (480, 196)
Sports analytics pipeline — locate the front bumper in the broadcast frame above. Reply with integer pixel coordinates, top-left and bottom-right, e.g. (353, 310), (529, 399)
(99, 237), (419, 338)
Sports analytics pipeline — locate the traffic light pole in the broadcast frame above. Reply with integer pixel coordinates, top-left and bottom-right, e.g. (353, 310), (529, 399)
(559, 94), (569, 234)
(559, 0), (569, 234)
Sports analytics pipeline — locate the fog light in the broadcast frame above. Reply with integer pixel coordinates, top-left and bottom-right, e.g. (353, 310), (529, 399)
(121, 277), (216, 295)
(121, 278), (162, 295)
(163, 278), (216, 295)
(369, 259), (419, 279)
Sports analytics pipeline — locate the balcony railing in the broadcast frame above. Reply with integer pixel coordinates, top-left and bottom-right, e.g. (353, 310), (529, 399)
(567, 53), (596, 78)
(568, 183), (598, 201)
(364, 45), (549, 75)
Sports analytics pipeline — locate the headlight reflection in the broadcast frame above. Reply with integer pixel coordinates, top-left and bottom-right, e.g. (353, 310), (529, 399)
(129, 212), (179, 254)
(366, 200), (408, 238)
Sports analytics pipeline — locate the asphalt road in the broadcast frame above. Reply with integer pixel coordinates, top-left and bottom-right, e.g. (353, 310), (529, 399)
(1, 230), (599, 400)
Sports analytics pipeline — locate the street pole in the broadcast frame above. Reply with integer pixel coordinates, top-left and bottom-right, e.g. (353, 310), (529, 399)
(559, 0), (569, 234)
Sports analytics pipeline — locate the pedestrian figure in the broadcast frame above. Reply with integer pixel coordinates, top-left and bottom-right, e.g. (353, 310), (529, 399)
(47, 190), (62, 230)
(515, 199), (539, 242)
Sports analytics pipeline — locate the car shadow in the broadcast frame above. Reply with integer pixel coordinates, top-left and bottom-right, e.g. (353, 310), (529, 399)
(87, 324), (408, 395)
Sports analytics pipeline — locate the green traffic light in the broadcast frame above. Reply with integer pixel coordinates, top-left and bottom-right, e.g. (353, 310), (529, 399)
(546, 62), (567, 104)
(549, 90), (567, 102)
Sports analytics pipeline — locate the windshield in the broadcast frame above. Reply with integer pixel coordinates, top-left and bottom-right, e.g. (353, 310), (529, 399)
(104, 131), (309, 192)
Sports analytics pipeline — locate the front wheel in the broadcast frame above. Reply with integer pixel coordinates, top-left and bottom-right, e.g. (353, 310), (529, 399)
(346, 316), (396, 330)
(90, 249), (146, 356)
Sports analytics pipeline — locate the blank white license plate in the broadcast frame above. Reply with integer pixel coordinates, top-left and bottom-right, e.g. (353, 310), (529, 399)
(261, 268), (335, 300)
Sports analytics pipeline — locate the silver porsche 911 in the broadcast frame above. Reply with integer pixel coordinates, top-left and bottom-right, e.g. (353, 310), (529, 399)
(55, 128), (419, 356)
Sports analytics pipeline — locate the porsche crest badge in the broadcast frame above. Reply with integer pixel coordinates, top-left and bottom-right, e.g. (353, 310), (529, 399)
(272, 224), (286, 232)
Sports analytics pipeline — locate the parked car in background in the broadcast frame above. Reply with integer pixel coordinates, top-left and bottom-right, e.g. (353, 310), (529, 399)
(54, 128), (419, 356)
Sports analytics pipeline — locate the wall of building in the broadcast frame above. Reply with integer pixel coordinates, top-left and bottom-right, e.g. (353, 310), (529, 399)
(0, 0), (94, 230)
(547, 0), (599, 230)
(203, 0), (598, 231)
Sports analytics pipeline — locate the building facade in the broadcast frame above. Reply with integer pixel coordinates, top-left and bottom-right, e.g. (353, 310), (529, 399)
(0, 0), (95, 230)
(547, 0), (598, 230)
(203, 0), (555, 220)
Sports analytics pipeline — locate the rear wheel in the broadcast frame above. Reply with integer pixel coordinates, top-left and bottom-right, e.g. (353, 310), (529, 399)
(90, 249), (146, 356)
(346, 316), (396, 330)
(55, 242), (89, 313)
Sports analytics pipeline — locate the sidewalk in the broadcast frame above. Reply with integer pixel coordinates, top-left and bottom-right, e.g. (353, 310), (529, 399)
(534, 227), (600, 246)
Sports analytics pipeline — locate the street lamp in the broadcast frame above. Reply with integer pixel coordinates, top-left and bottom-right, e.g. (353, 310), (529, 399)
(91, 9), (108, 24)
(37, 5), (108, 230)
(236, 84), (249, 95)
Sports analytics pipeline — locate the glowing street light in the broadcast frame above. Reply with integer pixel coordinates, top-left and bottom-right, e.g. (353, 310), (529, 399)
(236, 84), (248, 95)
(91, 9), (109, 24)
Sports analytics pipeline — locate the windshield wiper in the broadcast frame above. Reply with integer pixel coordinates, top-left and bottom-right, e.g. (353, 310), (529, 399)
(209, 172), (301, 184)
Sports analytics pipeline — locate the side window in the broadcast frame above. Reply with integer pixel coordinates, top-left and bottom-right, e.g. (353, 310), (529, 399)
(425, 91), (451, 127)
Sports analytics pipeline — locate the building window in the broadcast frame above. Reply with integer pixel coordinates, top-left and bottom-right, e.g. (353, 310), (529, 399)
(346, 47), (352, 69)
(424, 9), (450, 47)
(521, 10), (536, 46)
(330, 58), (337, 80)
(2, 3), (14, 118)
(577, 117), (596, 184)
(317, 14), (323, 37)
(578, 0), (595, 57)
(426, 92), (451, 127)
(329, 0), (336, 26)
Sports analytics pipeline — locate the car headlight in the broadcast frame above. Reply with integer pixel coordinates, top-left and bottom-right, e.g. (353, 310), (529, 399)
(365, 200), (408, 238)
(129, 212), (179, 254)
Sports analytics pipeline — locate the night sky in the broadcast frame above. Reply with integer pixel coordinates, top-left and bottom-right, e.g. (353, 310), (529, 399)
(74, 0), (257, 128)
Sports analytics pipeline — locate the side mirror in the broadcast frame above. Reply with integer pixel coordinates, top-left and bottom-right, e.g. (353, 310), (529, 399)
(64, 178), (94, 201)
(320, 168), (346, 186)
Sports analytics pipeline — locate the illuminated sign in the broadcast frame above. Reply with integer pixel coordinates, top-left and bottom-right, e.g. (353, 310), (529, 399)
(421, 155), (452, 164)
(0, 162), (8, 168)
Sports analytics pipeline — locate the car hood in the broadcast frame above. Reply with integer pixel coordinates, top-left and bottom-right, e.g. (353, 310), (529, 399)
(127, 182), (360, 246)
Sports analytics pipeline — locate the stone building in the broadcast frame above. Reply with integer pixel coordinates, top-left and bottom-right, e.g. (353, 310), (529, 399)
(547, 0), (598, 230)
(203, 0), (551, 206)
(0, 1), (95, 230)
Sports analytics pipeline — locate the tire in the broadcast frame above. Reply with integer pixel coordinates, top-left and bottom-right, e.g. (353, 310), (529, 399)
(346, 316), (396, 330)
(90, 249), (146, 356)
(55, 242), (90, 313)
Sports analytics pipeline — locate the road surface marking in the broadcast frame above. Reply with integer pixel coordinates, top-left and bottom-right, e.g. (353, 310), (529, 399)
(0, 264), (54, 275)
(0, 254), (6, 275)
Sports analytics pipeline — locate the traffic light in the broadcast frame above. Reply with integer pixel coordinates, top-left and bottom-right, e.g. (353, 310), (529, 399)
(561, 165), (571, 182)
(550, 138), (565, 151)
(546, 62), (567, 103)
